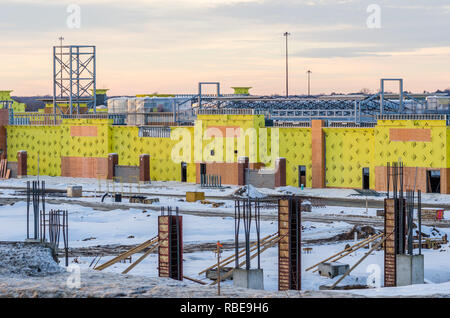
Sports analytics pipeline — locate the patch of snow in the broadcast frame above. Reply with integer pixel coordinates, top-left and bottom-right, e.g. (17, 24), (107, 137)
(0, 242), (64, 277)
(233, 185), (267, 199)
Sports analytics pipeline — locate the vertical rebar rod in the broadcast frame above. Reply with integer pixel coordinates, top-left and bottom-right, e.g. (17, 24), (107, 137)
(387, 162), (390, 198)
(255, 199), (261, 269)
(42, 180), (46, 242)
(176, 207), (180, 280)
(296, 198), (301, 289)
(418, 190), (422, 255)
(234, 200), (240, 269)
(63, 210), (69, 267)
(26, 181), (30, 240)
(243, 199), (251, 270)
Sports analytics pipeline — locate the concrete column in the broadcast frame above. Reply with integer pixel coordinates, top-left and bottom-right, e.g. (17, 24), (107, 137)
(274, 157), (286, 187)
(107, 153), (118, 180)
(238, 156), (249, 185)
(17, 150), (27, 178)
(311, 120), (325, 188)
(139, 154), (150, 183)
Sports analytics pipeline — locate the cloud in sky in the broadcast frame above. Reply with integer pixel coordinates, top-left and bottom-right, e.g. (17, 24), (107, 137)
(0, 0), (449, 95)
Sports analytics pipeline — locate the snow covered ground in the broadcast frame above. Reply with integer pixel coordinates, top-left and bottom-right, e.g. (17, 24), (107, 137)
(68, 238), (450, 292)
(1, 200), (449, 294)
(0, 201), (355, 248)
(1, 176), (450, 208)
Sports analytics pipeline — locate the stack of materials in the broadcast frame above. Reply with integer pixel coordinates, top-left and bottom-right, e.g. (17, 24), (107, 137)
(107, 97), (128, 114)
(0, 159), (10, 179)
(135, 98), (149, 125)
(127, 98), (137, 125)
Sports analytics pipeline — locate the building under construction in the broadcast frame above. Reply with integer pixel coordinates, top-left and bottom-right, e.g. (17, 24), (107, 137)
(1, 45), (450, 194)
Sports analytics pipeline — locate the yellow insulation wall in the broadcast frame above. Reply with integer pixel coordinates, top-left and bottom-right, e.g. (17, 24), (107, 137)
(374, 119), (447, 168)
(324, 128), (375, 189)
(196, 114), (267, 164)
(61, 119), (110, 158)
(278, 128), (312, 187)
(5, 115), (450, 189)
(6, 125), (62, 176)
(109, 126), (196, 182)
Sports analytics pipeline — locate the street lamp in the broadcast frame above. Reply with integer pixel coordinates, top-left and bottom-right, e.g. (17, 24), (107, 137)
(307, 70), (312, 96)
(283, 32), (290, 97)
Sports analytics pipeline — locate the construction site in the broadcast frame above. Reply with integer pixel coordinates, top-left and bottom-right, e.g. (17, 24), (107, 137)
(1, 42), (450, 300)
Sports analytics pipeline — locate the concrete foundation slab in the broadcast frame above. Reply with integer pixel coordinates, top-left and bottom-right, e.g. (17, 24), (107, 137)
(396, 254), (424, 286)
(233, 269), (264, 290)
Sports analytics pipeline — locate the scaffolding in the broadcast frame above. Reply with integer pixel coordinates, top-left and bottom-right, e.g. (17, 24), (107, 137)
(53, 45), (96, 115)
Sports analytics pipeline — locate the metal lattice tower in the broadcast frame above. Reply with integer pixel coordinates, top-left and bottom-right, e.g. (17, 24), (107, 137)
(53, 44), (96, 114)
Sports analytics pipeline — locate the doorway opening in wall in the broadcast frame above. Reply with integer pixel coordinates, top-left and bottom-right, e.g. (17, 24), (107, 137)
(298, 165), (306, 188)
(362, 167), (370, 190)
(181, 162), (187, 182)
(427, 170), (441, 193)
(200, 163), (206, 179)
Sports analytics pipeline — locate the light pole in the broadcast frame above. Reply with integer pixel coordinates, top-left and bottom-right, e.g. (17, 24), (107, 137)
(58, 36), (64, 99)
(283, 32), (290, 97)
(307, 70), (312, 96)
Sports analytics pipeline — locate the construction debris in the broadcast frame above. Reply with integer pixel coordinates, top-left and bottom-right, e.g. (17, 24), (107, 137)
(94, 236), (159, 272)
(318, 262), (350, 279)
(206, 267), (234, 281)
(67, 186), (82, 198)
(0, 159), (10, 179)
(333, 225), (380, 241)
(186, 191), (205, 202)
(233, 185), (267, 199)
(129, 196), (159, 204)
(200, 200), (225, 208)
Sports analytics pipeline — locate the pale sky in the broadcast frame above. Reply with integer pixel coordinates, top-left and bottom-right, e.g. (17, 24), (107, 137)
(0, 0), (449, 96)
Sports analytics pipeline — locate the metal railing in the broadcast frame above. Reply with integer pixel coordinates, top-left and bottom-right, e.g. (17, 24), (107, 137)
(10, 112), (126, 126)
(377, 114), (447, 121)
(201, 174), (222, 188)
(197, 108), (268, 116)
(0, 100), (13, 109)
(11, 113), (63, 126)
(271, 108), (357, 119)
(327, 121), (377, 128)
(138, 126), (171, 138)
(273, 121), (311, 128)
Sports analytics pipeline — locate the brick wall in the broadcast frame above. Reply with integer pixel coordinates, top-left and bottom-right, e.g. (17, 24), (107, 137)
(61, 157), (108, 178)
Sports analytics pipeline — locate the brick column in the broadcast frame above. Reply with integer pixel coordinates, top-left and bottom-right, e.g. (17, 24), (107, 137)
(278, 198), (301, 291)
(139, 154), (150, 183)
(274, 158), (286, 187)
(384, 198), (397, 287)
(0, 109), (9, 160)
(238, 156), (249, 186)
(17, 150), (27, 178)
(0, 126), (6, 160)
(107, 153), (118, 180)
(311, 120), (325, 188)
(440, 168), (450, 194)
(158, 214), (183, 280)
